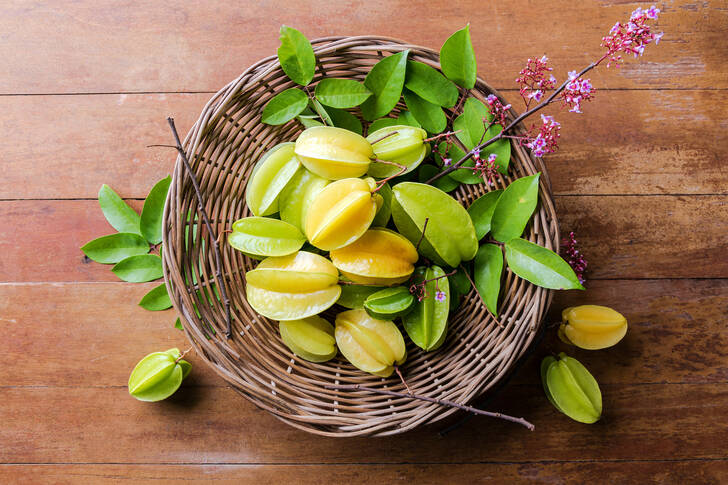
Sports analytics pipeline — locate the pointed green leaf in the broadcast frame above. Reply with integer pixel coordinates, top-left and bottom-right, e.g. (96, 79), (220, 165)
(473, 243), (503, 316)
(327, 107), (363, 135)
(505, 238), (584, 290)
(81, 233), (150, 264)
(417, 164), (459, 193)
(403, 89), (447, 134)
(277, 25), (316, 86)
(396, 110), (421, 128)
(297, 115), (324, 128)
(403, 266), (449, 351)
(112, 254), (164, 283)
(309, 97), (333, 126)
(368, 117), (399, 134)
(98, 184), (141, 235)
(174, 318), (183, 330)
(491, 174), (540, 242)
(261, 88), (309, 125)
(360, 50), (409, 121)
(440, 25), (477, 89)
(467, 189), (503, 240)
(314, 78), (372, 108)
(140, 176), (171, 245)
(139, 283), (173, 311)
(405, 60), (459, 107)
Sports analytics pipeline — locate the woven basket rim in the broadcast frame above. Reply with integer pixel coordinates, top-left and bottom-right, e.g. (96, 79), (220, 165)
(161, 35), (558, 437)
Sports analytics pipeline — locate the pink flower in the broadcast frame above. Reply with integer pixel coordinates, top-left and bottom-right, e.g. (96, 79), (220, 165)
(435, 291), (446, 302)
(601, 5), (663, 67)
(485, 94), (512, 127)
(561, 75), (594, 113)
(525, 114), (561, 157)
(561, 231), (587, 284)
(516, 56), (557, 107)
(470, 152), (500, 185)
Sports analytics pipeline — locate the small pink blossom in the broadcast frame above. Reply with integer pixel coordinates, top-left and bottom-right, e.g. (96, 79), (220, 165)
(470, 152), (500, 185)
(561, 74), (594, 113)
(601, 5), (663, 67)
(561, 231), (587, 284)
(435, 291), (446, 302)
(485, 94), (512, 128)
(525, 114), (561, 157)
(516, 56), (557, 107)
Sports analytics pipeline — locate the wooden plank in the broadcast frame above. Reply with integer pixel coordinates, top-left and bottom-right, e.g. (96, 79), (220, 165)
(1, 0), (725, 94)
(2, 90), (727, 200)
(1, 195), (726, 283)
(0, 383), (725, 463)
(1, 461), (726, 484)
(556, 195), (728, 279)
(1, 279), (726, 387)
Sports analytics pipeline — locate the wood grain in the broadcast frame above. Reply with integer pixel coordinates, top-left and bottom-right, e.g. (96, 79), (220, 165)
(1, 195), (725, 282)
(0, 383), (725, 464)
(1, 0), (725, 94)
(2, 280), (725, 388)
(2, 89), (727, 199)
(1, 461), (726, 484)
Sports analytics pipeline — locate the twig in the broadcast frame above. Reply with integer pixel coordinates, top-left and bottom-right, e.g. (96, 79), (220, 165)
(369, 130), (399, 145)
(426, 60), (602, 184)
(394, 366), (412, 395)
(159, 117), (233, 339)
(174, 346), (194, 364)
(372, 159), (407, 191)
(415, 217), (429, 253)
(325, 383), (534, 431)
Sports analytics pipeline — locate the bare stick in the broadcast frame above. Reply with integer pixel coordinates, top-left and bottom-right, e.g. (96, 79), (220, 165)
(415, 217), (429, 253)
(369, 130), (399, 144)
(162, 117), (233, 339)
(325, 383), (534, 431)
(394, 366), (412, 396)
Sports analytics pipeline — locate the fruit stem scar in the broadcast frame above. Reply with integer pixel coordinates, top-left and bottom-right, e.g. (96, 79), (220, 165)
(372, 159), (407, 192)
(325, 383), (534, 431)
(369, 131), (399, 145)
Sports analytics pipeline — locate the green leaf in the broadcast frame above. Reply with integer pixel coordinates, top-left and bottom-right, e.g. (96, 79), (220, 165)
(261, 88), (309, 125)
(405, 60), (459, 108)
(140, 176), (171, 245)
(277, 25), (316, 86)
(417, 164), (459, 193)
(403, 266), (449, 351)
(112, 254), (164, 283)
(314, 78), (372, 108)
(327, 107), (363, 135)
(396, 110), (421, 128)
(360, 50), (409, 121)
(440, 25), (477, 89)
(297, 115), (324, 128)
(174, 318), (183, 330)
(139, 283), (173, 311)
(473, 243), (503, 316)
(490, 173), (540, 242)
(467, 189), (503, 240)
(403, 89), (447, 134)
(309, 97), (333, 126)
(98, 184), (141, 235)
(368, 117), (399, 134)
(505, 238), (584, 290)
(81, 233), (150, 264)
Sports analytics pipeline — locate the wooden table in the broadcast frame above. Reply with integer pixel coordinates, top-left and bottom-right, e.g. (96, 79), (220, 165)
(2, 1), (726, 483)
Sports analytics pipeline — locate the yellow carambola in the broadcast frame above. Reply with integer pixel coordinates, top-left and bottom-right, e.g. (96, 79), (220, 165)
(305, 177), (382, 251)
(330, 228), (418, 285)
(295, 126), (374, 180)
(279, 316), (337, 363)
(335, 309), (406, 377)
(366, 125), (428, 178)
(245, 251), (341, 321)
(559, 305), (628, 350)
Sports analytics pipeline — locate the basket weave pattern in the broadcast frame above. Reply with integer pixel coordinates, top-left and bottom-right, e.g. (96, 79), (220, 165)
(162, 36), (559, 436)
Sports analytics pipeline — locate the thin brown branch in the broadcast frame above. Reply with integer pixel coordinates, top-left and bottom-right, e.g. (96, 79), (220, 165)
(394, 366), (412, 395)
(426, 61), (601, 184)
(369, 130), (399, 144)
(326, 383), (534, 431)
(162, 117), (233, 339)
(415, 217), (429, 253)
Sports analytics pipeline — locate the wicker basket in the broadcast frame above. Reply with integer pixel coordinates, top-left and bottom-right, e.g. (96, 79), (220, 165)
(162, 36), (559, 437)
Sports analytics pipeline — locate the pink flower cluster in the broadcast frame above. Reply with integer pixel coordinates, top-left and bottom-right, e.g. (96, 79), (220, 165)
(526, 114), (561, 157)
(485, 94), (512, 128)
(516, 55), (557, 107)
(561, 71), (594, 113)
(601, 5), (663, 67)
(561, 231), (587, 284)
(472, 150), (500, 186)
